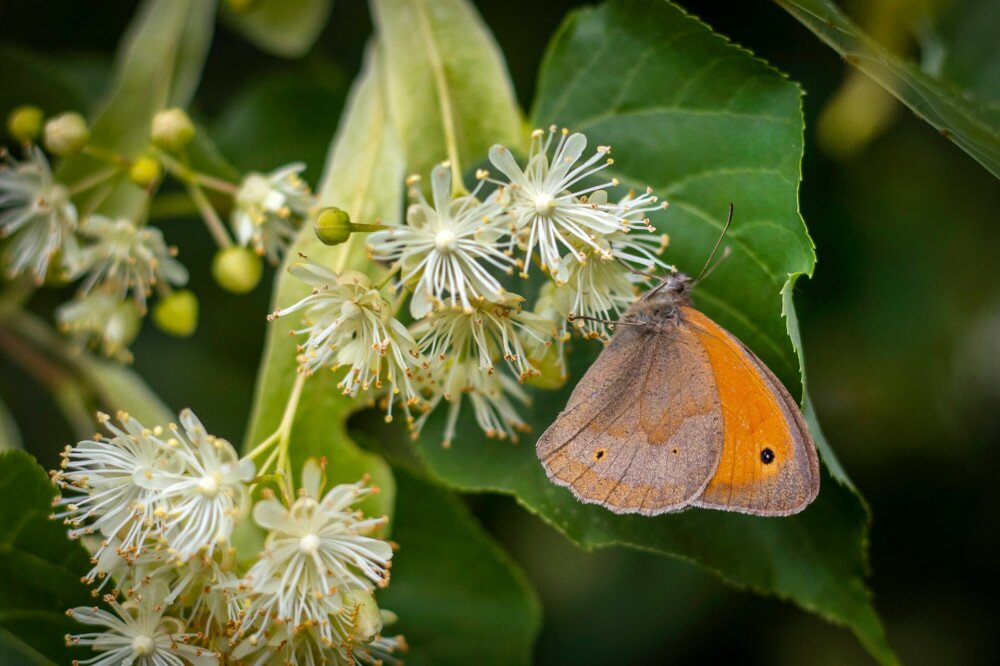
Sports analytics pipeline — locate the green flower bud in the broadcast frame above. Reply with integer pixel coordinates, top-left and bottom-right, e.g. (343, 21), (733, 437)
(342, 590), (383, 644)
(6, 105), (43, 143)
(152, 290), (199, 337)
(314, 207), (353, 246)
(151, 108), (196, 152)
(43, 112), (89, 156)
(212, 246), (262, 294)
(129, 156), (162, 188)
(225, 0), (257, 12)
(525, 344), (567, 391)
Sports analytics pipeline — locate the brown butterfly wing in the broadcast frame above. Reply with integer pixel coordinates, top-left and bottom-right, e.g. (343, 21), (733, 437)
(536, 324), (724, 515)
(681, 306), (820, 516)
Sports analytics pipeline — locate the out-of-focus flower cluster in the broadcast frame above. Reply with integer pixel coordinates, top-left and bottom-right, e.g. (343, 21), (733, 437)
(272, 127), (671, 447)
(52, 410), (404, 665)
(2, 106), (316, 362)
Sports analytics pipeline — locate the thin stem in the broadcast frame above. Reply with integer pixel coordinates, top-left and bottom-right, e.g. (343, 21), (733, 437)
(82, 145), (128, 167)
(413, 0), (464, 195)
(195, 172), (239, 195)
(68, 166), (120, 196)
(248, 371), (307, 486)
(373, 263), (401, 291)
(186, 181), (233, 248)
(245, 429), (281, 460)
(274, 372), (307, 489)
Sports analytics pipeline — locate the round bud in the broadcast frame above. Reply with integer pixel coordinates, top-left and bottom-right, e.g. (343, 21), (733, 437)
(342, 590), (383, 644)
(152, 290), (198, 337)
(314, 207), (353, 246)
(225, 0), (256, 12)
(212, 246), (262, 294)
(129, 156), (162, 188)
(43, 112), (89, 156)
(6, 105), (43, 143)
(150, 108), (196, 152)
(524, 345), (567, 391)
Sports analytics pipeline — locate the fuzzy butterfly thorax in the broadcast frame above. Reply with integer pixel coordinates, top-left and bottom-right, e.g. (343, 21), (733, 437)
(621, 272), (695, 330)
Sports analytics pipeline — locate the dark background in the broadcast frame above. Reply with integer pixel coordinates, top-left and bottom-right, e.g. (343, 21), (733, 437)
(2, 1), (998, 663)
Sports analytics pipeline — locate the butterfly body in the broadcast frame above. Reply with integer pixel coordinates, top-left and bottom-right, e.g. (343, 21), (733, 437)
(536, 272), (820, 517)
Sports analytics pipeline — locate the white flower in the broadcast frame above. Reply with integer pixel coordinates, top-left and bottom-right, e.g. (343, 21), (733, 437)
(418, 295), (553, 381)
(57, 292), (142, 362)
(272, 261), (424, 420)
(234, 460), (393, 649)
(53, 411), (178, 567)
(0, 145), (78, 281)
(489, 127), (636, 283)
(136, 409), (254, 560)
(555, 243), (638, 340)
(368, 163), (512, 318)
(232, 618), (406, 666)
(65, 580), (218, 665)
(231, 162), (314, 263)
(549, 190), (671, 339)
(415, 357), (531, 447)
(72, 215), (188, 314)
(159, 550), (242, 634)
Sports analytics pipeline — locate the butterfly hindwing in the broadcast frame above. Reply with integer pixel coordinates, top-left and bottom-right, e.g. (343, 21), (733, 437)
(681, 306), (820, 516)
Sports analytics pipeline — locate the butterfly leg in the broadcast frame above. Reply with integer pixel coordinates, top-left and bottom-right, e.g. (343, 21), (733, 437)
(567, 313), (647, 329)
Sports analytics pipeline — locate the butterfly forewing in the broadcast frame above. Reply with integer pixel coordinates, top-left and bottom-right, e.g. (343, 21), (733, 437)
(536, 324), (725, 515)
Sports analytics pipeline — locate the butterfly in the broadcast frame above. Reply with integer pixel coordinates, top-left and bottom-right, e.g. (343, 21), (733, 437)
(536, 207), (820, 516)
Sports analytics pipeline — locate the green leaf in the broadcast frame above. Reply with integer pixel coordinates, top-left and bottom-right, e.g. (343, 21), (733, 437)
(74, 355), (174, 428)
(212, 67), (347, 183)
(370, 0), (523, 183)
(0, 395), (22, 451)
(378, 466), (541, 666)
(370, 1), (895, 662)
(925, 0), (1000, 104)
(224, 0), (333, 58)
(776, 0), (1000, 179)
(0, 451), (93, 664)
(0, 44), (93, 120)
(1, 306), (174, 435)
(243, 43), (404, 519)
(57, 0), (218, 219)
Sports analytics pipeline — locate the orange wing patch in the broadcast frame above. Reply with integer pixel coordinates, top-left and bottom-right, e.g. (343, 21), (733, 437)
(681, 307), (819, 516)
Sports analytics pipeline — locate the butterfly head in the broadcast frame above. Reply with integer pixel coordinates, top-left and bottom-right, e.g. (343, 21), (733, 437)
(643, 272), (693, 305)
(663, 272), (693, 298)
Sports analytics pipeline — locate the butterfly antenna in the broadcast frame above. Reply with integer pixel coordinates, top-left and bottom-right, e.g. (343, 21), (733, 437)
(693, 203), (734, 285)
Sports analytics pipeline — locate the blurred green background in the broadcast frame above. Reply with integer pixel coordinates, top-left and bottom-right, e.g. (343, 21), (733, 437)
(2, 1), (998, 663)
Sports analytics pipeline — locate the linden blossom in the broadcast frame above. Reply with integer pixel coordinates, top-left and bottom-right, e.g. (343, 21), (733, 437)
(230, 162), (315, 264)
(228, 460), (402, 663)
(70, 215), (189, 314)
(367, 163), (514, 318)
(488, 126), (663, 284)
(270, 260), (425, 422)
(53, 410), (404, 663)
(65, 580), (219, 665)
(0, 145), (79, 281)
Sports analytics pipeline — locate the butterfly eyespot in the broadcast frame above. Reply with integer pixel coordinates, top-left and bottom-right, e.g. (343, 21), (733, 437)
(671, 448), (679, 454)
(593, 448), (607, 461)
(760, 447), (775, 464)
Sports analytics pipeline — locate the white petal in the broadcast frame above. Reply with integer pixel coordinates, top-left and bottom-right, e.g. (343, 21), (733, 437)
(430, 163), (452, 212)
(488, 145), (526, 184)
(252, 499), (288, 530)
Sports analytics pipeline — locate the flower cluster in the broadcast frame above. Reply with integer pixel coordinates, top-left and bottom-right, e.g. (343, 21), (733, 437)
(272, 127), (670, 446)
(52, 411), (403, 665)
(1, 106), (316, 363)
(231, 162), (315, 263)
